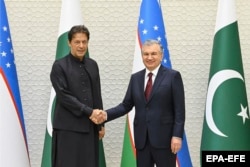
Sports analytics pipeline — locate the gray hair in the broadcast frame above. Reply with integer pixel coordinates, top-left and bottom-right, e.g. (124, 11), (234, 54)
(142, 39), (163, 53)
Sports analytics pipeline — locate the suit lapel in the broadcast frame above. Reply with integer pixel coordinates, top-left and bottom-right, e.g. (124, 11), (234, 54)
(136, 70), (147, 103)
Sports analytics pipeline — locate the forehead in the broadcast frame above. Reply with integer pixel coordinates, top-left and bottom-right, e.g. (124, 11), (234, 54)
(72, 33), (88, 40)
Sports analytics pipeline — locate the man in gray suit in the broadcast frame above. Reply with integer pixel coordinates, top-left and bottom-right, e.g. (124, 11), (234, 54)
(91, 39), (185, 167)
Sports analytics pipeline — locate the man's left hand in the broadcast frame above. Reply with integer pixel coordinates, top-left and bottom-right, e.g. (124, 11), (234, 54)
(171, 137), (182, 154)
(99, 126), (105, 139)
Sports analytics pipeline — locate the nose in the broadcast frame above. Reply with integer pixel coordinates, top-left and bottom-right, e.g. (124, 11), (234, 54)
(79, 42), (84, 47)
(147, 54), (154, 59)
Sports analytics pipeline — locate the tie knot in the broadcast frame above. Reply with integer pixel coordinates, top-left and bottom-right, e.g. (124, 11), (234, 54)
(148, 72), (153, 78)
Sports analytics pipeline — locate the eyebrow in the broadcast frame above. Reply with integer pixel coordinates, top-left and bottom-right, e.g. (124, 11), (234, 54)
(143, 51), (159, 54)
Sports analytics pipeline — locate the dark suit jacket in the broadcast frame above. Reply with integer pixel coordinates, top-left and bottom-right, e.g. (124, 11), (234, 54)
(107, 65), (185, 149)
(50, 53), (103, 133)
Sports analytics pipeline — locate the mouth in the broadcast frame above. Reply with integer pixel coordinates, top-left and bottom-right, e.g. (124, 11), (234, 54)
(78, 50), (86, 54)
(146, 61), (154, 65)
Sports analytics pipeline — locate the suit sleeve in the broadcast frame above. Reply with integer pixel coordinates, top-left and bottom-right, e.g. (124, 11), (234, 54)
(106, 76), (135, 121)
(172, 71), (185, 138)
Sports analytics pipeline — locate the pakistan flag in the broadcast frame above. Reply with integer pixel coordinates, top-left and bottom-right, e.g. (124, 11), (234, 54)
(200, 0), (250, 154)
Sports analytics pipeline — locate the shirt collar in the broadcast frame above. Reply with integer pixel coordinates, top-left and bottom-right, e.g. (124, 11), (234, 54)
(145, 64), (161, 77)
(69, 53), (86, 63)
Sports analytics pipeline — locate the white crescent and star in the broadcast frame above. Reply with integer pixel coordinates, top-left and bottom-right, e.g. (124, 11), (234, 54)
(205, 69), (246, 137)
(237, 104), (249, 124)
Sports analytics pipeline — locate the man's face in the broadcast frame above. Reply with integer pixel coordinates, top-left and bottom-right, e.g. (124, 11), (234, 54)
(141, 43), (163, 71)
(68, 33), (88, 60)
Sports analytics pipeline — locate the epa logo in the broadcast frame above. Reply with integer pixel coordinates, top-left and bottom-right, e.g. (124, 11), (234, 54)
(202, 151), (250, 167)
(206, 154), (245, 163)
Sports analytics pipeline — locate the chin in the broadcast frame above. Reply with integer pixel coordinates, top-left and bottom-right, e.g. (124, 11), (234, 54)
(77, 54), (85, 57)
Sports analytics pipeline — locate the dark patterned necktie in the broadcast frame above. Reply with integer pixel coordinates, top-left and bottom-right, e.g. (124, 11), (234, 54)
(145, 72), (153, 101)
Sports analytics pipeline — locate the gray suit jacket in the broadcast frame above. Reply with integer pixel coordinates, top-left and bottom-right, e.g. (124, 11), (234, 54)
(107, 65), (185, 149)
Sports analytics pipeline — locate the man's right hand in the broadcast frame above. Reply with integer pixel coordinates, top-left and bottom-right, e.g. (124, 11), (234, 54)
(89, 109), (107, 124)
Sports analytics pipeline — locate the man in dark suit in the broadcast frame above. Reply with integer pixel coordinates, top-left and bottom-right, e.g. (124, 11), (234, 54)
(91, 39), (185, 167)
(50, 25), (104, 167)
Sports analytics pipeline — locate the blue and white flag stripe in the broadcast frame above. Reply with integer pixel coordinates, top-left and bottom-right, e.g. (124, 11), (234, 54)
(138, 0), (171, 68)
(0, 0), (30, 166)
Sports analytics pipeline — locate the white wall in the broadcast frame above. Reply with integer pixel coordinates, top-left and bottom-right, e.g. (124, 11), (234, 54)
(5, 0), (250, 167)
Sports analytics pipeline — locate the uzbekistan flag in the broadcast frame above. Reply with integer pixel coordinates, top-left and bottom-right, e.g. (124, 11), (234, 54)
(120, 0), (193, 166)
(0, 0), (30, 166)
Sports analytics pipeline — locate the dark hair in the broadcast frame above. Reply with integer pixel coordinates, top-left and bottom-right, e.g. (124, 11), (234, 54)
(68, 25), (90, 42)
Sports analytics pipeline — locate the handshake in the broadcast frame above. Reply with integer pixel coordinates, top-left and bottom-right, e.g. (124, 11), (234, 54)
(89, 109), (107, 124)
